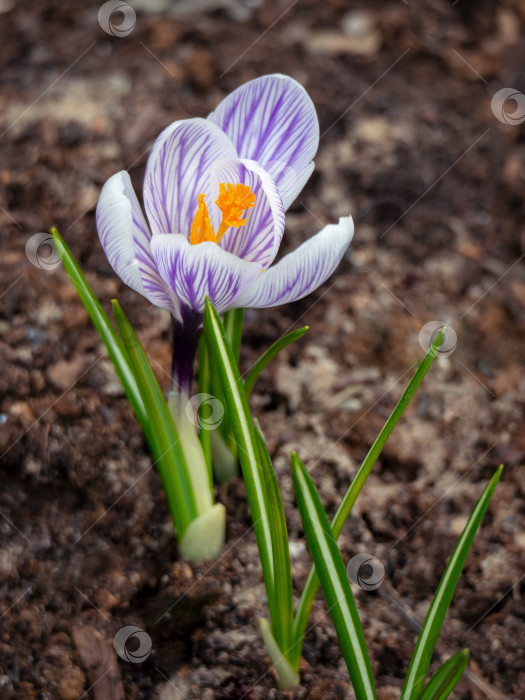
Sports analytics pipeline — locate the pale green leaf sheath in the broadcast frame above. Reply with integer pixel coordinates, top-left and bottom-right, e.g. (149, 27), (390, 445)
(169, 392), (225, 560)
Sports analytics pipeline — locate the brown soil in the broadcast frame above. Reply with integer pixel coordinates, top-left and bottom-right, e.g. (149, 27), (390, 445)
(1, 1), (524, 698)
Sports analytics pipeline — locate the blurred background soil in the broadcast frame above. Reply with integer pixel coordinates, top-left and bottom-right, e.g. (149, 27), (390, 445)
(0, 0), (524, 698)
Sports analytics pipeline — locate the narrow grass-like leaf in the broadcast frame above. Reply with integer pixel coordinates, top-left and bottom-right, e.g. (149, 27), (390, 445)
(51, 228), (147, 435)
(219, 308), (245, 452)
(208, 352), (234, 446)
(244, 326), (309, 398)
(418, 649), (469, 700)
(203, 309), (242, 450)
(197, 335), (213, 489)
(203, 298), (274, 595)
(112, 300), (199, 536)
(223, 307), (244, 365)
(291, 332), (444, 668)
(401, 466), (503, 700)
(255, 423), (293, 656)
(291, 453), (377, 700)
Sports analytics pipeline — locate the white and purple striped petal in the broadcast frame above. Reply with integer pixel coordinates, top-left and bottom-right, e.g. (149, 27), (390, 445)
(96, 171), (179, 315)
(207, 158), (285, 269)
(143, 118), (237, 237)
(231, 216), (354, 309)
(208, 74), (319, 210)
(150, 234), (262, 314)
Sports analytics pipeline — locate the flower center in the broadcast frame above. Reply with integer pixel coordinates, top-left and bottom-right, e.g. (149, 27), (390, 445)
(189, 182), (256, 246)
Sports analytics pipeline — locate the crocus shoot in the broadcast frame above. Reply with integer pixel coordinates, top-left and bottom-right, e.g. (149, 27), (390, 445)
(58, 74), (353, 561)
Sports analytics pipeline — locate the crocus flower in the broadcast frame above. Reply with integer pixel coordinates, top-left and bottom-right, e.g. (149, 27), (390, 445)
(96, 74), (354, 392)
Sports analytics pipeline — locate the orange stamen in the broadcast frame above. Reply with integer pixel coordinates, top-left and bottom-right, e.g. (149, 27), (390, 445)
(189, 194), (216, 245)
(189, 183), (256, 246)
(215, 183), (256, 241)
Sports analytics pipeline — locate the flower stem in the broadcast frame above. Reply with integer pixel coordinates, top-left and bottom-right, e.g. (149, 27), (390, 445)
(171, 311), (201, 396)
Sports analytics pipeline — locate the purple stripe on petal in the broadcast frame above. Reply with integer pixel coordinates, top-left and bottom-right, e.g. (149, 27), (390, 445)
(206, 157), (285, 269)
(150, 234), (262, 314)
(96, 171), (179, 316)
(230, 216), (354, 309)
(208, 75), (319, 209)
(143, 118), (237, 237)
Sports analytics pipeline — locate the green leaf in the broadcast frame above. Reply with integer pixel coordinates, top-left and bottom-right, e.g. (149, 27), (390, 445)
(291, 453), (377, 700)
(223, 307), (244, 365)
(216, 308), (245, 453)
(244, 326), (309, 398)
(401, 466), (503, 700)
(206, 335), (235, 448)
(255, 423), (294, 656)
(203, 298), (274, 596)
(112, 300), (199, 536)
(53, 230), (220, 556)
(418, 649), (469, 700)
(51, 228), (147, 436)
(291, 332), (444, 668)
(197, 335), (214, 488)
